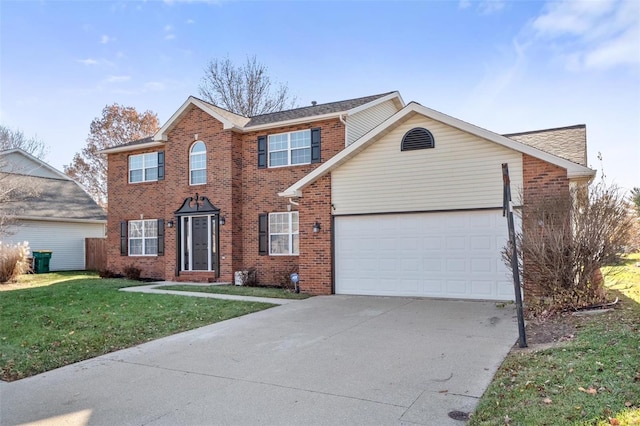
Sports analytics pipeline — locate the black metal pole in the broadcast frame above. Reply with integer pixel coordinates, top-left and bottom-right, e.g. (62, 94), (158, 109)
(502, 163), (527, 348)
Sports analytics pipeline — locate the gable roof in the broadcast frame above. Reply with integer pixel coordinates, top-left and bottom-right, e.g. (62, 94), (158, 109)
(280, 102), (596, 197)
(245, 92), (398, 127)
(0, 174), (106, 223)
(100, 92), (404, 153)
(504, 125), (587, 166)
(0, 148), (70, 180)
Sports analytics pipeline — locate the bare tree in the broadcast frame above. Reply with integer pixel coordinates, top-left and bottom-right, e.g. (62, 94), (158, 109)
(0, 171), (40, 237)
(199, 55), (297, 116)
(505, 181), (633, 314)
(0, 126), (46, 236)
(0, 125), (48, 160)
(630, 187), (640, 215)
(64, 104), (159, 208)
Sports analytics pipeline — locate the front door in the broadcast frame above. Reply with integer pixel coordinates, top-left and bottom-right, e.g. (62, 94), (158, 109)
(192, 216), (209, 270)
(180, 215), (218, 273)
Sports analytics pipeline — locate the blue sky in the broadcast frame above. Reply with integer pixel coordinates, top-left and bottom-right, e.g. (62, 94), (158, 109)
(1, 0), (638, 191)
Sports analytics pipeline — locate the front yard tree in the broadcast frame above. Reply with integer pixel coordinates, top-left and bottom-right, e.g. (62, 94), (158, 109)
(198, 55), (297, 116)
(0, 125), (48, 160)
(64, 104), (159, 208)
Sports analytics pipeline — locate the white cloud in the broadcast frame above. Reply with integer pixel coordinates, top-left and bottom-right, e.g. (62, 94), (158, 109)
(144, 82), (165, 91)
(164, 24), (175, 40)
(458, 0), (505, 14)
(531, 0), (639, 70)
(584, 25), (640, 69)
(100, 34), (113, 44)
(186, 19), (195, 24)
(78, 58), (98, 66)
(533, 0), (616, 35)
(479, 0), (505, 15)
(104, 75), (131, 83)
(458, 0), (471, 10)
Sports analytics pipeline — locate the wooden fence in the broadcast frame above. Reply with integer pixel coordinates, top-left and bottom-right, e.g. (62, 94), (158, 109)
(85, 238), (107, 271)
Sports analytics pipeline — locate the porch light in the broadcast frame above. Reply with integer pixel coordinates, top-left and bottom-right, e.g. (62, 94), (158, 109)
(167, 220), (174, 228)
(219, 216), (226, 225)
(313, 221), (321, 233)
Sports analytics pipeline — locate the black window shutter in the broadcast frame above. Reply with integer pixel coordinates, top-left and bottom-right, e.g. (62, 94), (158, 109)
(257, 136), (267, 169)
(120, 221), (127, 256)
(258, 214), (268, 255)
(311, 128), (321, 163)
(157, 151), (165, 180)
(157, 219), (165, 256)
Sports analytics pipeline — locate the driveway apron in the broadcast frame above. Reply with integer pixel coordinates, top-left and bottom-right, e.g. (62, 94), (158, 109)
(1, 295), (518, 425)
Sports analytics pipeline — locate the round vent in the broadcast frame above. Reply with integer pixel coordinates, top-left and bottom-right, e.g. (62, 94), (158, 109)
(401, 127), (435, 151)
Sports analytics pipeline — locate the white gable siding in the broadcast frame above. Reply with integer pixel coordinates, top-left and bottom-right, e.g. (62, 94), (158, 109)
(332, 114), (524, 215)
(0, 152), (66, 179)
(346, 100), (399, 146)
(2, 220), (105, 270)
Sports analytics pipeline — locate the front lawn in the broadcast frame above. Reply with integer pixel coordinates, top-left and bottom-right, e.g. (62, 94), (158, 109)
(470, 254), (640, 425)
(161, 284), (311, 300)
(0, 273), (274, 381)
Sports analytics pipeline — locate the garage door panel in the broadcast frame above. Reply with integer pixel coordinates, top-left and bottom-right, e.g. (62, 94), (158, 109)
(445, 236), (466, 250)
(335, 211), (514, 300)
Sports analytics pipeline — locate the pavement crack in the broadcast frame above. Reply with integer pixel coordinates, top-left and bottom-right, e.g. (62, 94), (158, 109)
(113, 358), (409, 409)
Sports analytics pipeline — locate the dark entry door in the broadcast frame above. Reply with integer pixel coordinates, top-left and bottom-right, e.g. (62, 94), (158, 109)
(192, 216), (209, 270)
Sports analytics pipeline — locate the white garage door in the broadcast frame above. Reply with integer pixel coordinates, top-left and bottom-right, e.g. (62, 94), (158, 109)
(335, 210), (514, 300)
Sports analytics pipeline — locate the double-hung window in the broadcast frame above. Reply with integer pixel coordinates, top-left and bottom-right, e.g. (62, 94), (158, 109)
(128, 220), (158, 255)
(269, 212), (299, 255)
(190, 141), (206, 185)
(129, 153), (158, 183)
(269, 130), (311, 167)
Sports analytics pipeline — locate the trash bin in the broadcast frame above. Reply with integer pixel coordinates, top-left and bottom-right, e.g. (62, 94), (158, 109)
(32, 251), (52, 274)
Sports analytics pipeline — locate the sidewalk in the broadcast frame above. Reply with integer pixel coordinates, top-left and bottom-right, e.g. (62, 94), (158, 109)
(119, 282), (298, 305)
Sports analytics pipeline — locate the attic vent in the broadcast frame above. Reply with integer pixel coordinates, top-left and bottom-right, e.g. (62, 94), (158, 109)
(401, 127), (435, 151)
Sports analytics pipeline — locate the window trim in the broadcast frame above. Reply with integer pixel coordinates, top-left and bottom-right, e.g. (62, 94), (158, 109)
(189, 141), (207, 186)
(268, 130), (311, 168)
(128, 219), (158, 256)
(129, 153), (159, 183)
(268, 211), (299, 256)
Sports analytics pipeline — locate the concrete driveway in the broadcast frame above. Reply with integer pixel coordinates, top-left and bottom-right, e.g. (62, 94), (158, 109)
(1, 295), (517, 425)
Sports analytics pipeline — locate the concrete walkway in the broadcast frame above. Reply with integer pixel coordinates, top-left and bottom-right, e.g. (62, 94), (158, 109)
(120, 282), (297, 305)
(1, 296), (518, 426)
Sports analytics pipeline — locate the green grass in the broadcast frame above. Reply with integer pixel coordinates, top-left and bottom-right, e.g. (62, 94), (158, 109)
(470, 254), (640, 425)
(161, 284), (311, 300)
(0, 273), (274, 381)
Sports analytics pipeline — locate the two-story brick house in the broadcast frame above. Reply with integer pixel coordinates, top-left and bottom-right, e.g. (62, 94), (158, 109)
(103, 91), (595, 300)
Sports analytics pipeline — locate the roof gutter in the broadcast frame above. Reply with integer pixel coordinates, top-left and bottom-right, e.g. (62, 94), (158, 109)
(99, 141), (165, 155)
(14, 215), (107, 224)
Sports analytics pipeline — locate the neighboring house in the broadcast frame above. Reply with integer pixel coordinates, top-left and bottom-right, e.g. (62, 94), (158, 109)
(0, 149), (106, 271)
(102, 92), (595, 300)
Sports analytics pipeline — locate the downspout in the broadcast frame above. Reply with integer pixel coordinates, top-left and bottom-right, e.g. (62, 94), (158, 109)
(339, 113), (348, 147)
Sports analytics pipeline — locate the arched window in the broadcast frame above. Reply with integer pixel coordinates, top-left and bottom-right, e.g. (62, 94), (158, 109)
(190, 141), (206, 185)
(401, 128), (435, 151)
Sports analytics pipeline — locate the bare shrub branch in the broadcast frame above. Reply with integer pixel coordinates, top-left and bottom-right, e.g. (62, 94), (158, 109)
(504, 181), (633, 314)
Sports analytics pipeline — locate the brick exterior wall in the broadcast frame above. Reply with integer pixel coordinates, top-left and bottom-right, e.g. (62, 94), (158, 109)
(106, 104), (343, 291)
(521, 153), (571, 299)
(298, 175), (333, 294)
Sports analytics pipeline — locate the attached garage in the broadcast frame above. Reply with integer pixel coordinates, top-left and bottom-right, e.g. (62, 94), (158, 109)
(281, 102), (595, 299)
(334, 210), (514, 300)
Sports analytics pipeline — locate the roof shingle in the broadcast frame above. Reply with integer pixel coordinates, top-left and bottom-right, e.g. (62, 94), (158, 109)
(504, 124), (587, 166)
(0, 174), (106, 221)
(244, 92), (395, 127)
